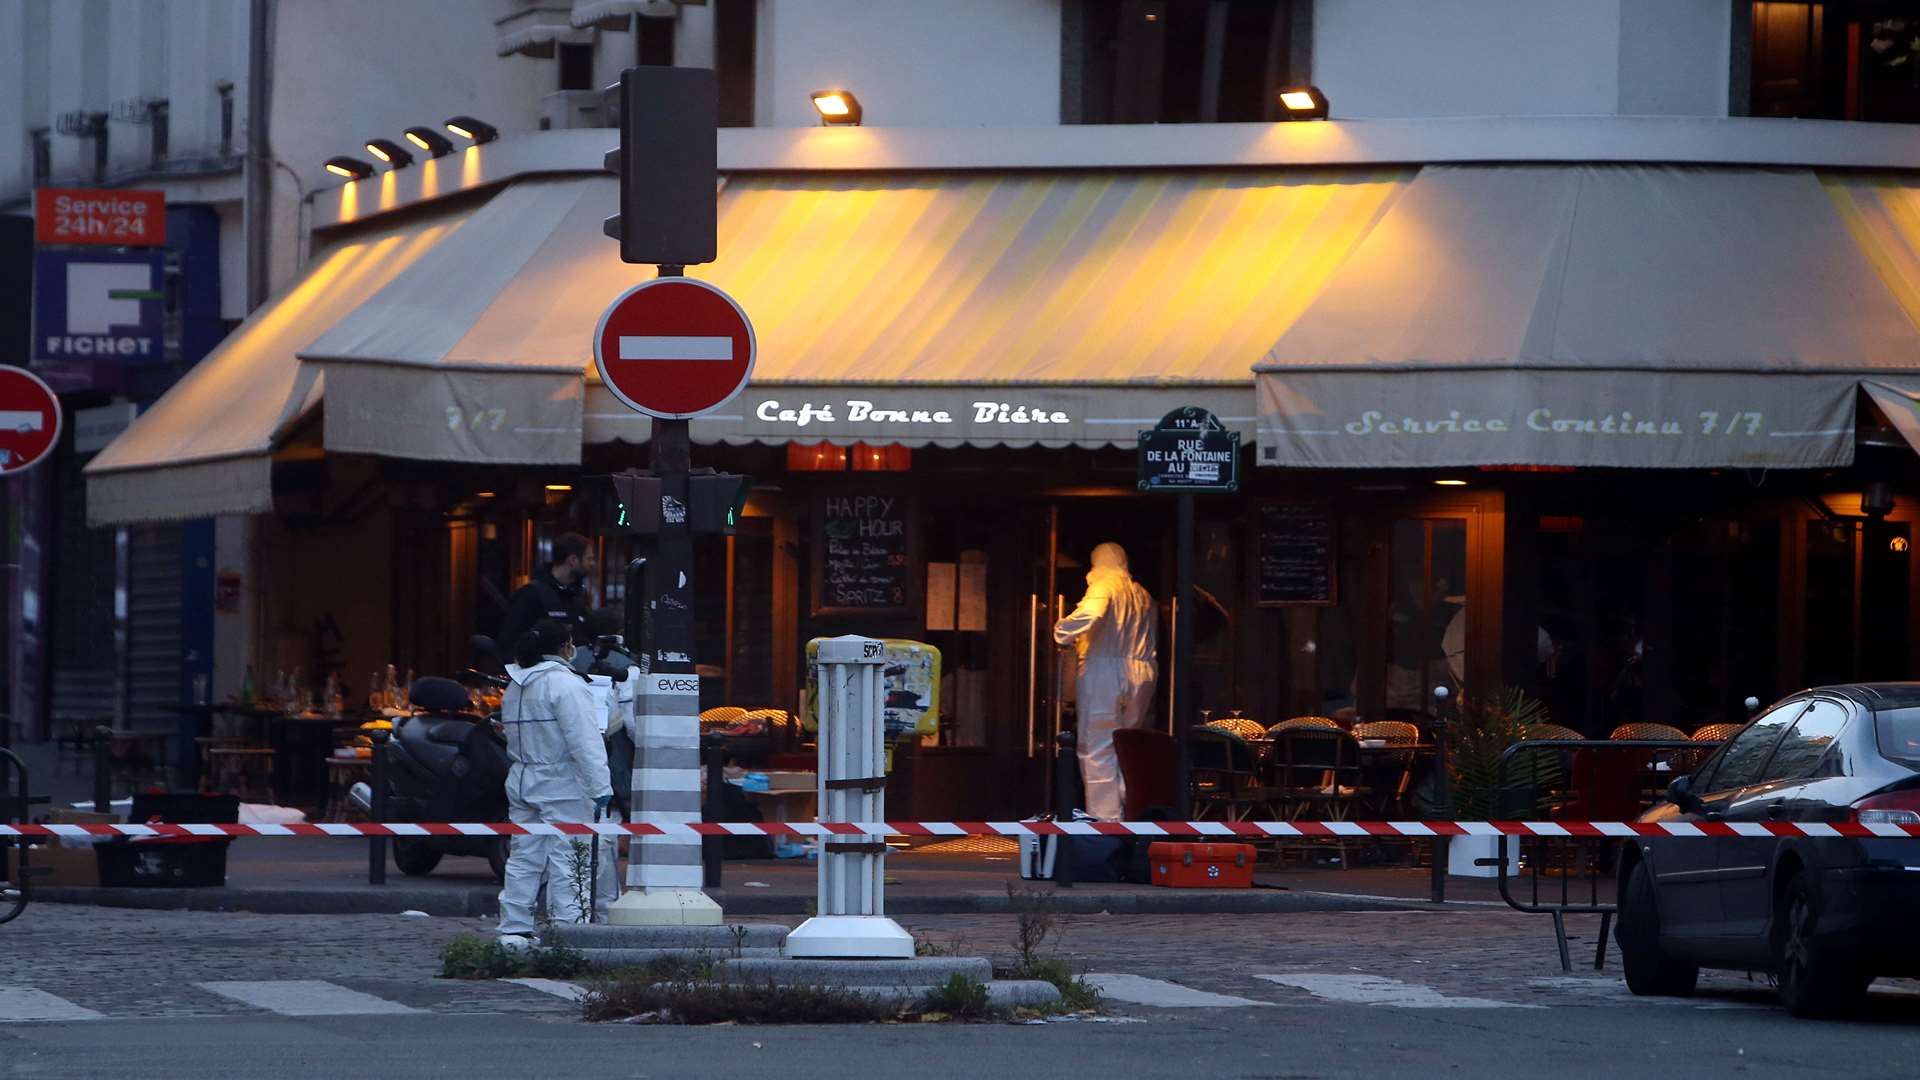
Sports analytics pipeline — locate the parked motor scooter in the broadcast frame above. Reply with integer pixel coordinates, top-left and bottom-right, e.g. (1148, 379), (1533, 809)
(349, 675), (510, 881)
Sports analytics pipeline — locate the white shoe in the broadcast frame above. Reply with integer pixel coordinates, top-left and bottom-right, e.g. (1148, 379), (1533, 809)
(497, 933), (534, 954)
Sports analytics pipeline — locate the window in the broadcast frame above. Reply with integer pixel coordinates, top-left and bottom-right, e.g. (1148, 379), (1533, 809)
(558, 42), (594, 92)
(1760, 698), (1850, 782)
(1745, 2), (1920, 123)
(1065, 0), (1299, 124)
(1700, 699), (1805, 793)
(1875, 706), (1920, 769)
(715, 0), (757, 127)
(636, 15), (674, 66)
(148, 100), (169, 169)
(31, 128), (51, 185)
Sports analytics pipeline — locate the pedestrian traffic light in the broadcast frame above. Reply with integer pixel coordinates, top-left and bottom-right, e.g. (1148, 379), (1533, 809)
(602, 65), (717, 266)
(689, 472), (751, 536)
(595, 471), (661, 536)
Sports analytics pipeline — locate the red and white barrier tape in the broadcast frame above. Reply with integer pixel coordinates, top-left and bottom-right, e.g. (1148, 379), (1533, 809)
(4, 820), (1919, 839)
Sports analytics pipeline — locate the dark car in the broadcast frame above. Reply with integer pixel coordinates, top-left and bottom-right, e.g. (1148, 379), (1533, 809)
(1615, 683), (1920, 1018)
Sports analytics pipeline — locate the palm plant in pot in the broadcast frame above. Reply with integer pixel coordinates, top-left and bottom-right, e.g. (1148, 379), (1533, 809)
(1435, 686), (1559, 877)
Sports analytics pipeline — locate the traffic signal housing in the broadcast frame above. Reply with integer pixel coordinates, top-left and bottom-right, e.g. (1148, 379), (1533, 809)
(602, 65), (717, 266)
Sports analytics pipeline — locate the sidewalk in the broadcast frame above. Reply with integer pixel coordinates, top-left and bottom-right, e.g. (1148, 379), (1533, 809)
(29, 835), (1511, 916)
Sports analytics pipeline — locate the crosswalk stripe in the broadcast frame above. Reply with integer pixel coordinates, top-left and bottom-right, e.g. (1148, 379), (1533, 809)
(0, 987), (105, 1023)
(194, 980), (419, 1016)
(1084, 973), (1274, 1009)
(1255, 973), (1543, 1009)
(504, 978), (589, 1003)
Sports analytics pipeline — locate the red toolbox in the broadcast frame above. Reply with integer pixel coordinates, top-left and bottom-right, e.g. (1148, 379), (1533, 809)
(1148, 842), (1255, 889)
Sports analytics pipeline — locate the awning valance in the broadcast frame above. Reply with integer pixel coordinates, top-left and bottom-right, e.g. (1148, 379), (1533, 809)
(495, 4), (591, 57)
(570, 1), (675, 30)
(1255, 165), (1920, 469)
(304, 167), (1407, 451)
(83, 206), (476, 525)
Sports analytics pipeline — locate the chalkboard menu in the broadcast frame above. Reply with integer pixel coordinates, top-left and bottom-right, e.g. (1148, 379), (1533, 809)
(813, 493), (915, 615)
(1258, 503), (1337, 606)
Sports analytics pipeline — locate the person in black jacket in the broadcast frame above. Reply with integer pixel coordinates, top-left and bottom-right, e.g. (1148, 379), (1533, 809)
(498, 533), (595, 654)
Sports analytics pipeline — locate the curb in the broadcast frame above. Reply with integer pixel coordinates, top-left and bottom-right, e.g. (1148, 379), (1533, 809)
(29, 883), (1448, 917)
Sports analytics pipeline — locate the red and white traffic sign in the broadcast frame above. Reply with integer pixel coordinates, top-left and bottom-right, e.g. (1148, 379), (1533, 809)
(592, 277), (755, 420)
(0, 365), (63, 476)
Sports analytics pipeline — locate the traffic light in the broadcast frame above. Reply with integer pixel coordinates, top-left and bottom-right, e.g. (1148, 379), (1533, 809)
(602, 65), (717, 266)
(595, 471), (661, 536)
(689, 472), (751, 536)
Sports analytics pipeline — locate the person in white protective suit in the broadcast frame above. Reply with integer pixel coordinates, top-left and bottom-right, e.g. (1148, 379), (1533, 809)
(1054, 543), (1159, 821)
(496, 620), (616, 941)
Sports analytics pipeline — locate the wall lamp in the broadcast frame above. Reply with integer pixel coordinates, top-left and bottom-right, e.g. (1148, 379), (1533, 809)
(403, 126), (454, 157)
(1278, 85), (1330, 120)
(445, 116), (498, 144)
(323, 156), (374, 180)
(364, 138), (413, 168)
(810, 89), (863, 126)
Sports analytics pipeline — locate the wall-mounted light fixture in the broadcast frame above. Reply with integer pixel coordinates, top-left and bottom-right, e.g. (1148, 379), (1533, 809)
(1278, 85), (1330, 120)
(323, 156), (374, 180)
(403, 126), (454, 157)
(364, 138), (414, 168)
(444, 115), (499, 144)
(810, 89), (863, 126)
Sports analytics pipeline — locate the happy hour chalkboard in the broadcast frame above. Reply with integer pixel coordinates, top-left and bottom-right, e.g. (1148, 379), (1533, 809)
(813, 493), (915, 615)
(1258, 503), (1337, 606)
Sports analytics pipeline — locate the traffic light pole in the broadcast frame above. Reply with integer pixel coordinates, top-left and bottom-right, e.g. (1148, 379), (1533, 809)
(608, 263), (723, 926)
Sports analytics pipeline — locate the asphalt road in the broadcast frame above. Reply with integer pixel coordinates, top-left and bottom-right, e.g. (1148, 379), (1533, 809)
(3, 904), (1916, 1079)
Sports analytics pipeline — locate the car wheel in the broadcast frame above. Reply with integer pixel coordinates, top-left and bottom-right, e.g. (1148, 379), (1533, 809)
(391, 838), (443, 877)
(1616, 860), (1699, 997)
(1774, 872), (1871, 1019)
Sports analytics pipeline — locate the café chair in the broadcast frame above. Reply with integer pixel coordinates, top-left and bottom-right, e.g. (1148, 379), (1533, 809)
(1352, 721), (1420, 816)
(1608, 723), (1687, 741)
(1188, 728), (1281, 822)
(1526, 723), (1585, 742)
(1266, 715), (1339, 738)
(1352, 720), (1420, 746)
(1113, 728), (1177, 820)
(1691, 722), (1742, 743)
(1201, 716), (1268, 742)
(1270, 727), (1368, 822)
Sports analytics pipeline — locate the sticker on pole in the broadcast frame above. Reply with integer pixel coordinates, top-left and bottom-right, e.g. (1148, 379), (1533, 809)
(592, 277), (756, 420)
(0, 365), (63, 476)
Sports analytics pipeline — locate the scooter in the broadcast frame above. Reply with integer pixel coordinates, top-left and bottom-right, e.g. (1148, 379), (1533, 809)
(349, 675), (511, 881)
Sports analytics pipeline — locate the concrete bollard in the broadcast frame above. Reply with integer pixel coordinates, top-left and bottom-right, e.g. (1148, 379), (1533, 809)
(608, 669), (722, 926)
(785, 635), (913, 959)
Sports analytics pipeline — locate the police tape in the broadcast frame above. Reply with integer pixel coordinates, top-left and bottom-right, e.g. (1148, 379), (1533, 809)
(3, 820), (1919, 839)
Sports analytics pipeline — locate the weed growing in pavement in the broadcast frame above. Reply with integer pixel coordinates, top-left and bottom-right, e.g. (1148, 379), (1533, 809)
(1005, 883), (1057, 972)
(563, 838), (594, 923)
(921, 973), (995, 1022)
(439, 933), (588, 980)
(1000, 883), (1102, 1014)
(579, 961), (898, 1025)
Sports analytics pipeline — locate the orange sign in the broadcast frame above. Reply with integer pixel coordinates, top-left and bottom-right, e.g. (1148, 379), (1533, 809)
(35, 188), (166, 246)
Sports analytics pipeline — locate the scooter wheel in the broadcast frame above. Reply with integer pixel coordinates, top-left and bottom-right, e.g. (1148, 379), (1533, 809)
(392, 838), (443, 877)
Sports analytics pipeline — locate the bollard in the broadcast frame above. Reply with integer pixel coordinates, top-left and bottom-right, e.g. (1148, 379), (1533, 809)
(93, 726), (112, 814)
(701, 731), (726, 888)
(367, 729), (389, 886)
(1052, 729), (1077, 889)
(785, 635), (913, 959)
(1429, 686), (1452, 904)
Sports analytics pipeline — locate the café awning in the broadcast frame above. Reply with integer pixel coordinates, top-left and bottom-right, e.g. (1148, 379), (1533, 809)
(305, 167), (1409, 451)
(83, 204), (476, 526)
(1255, 165), (1920, 469)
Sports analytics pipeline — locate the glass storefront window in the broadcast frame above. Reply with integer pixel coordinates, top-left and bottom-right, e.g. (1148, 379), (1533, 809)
(1387, 518), (1467, 711)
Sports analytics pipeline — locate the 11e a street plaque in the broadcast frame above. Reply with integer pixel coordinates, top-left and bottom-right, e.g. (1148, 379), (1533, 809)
(1138, 406), (1240, 493)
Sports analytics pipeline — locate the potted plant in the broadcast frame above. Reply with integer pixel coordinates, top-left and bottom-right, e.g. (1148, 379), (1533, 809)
(1438, 686), (1555, 878)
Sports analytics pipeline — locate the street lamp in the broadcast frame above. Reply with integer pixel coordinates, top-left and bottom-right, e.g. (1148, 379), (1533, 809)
(1277, 85), (1330, 120)
(323, 156), (374, 180)
(810, 89), (863, 126)
(403, 126), (454, 157)
(364, 138), (414, 168)
(444, 116), (499, 144)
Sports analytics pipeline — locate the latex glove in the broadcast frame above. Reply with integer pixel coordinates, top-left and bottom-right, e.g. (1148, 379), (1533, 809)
(593, 794), (613, 815)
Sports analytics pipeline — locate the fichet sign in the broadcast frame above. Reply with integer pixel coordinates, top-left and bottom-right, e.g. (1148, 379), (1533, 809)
(1138, 406), (1240, 493)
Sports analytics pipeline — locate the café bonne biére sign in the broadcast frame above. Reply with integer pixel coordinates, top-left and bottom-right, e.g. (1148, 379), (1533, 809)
(752, 398), (1071, 428)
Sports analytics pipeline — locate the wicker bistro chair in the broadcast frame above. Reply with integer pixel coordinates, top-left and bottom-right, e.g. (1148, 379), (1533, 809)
(1609, 723), (1688, 742)
(1269, 727), (1369, 822)
(699, 706), (748, 729)
(1526, 723), (1586, 743)
(1351, 721), (1421, 817)
(1202, 717), (1270, 742)
(1266, 715), (1341, 738)
(1188, 728), (1284, 822)
(1691, 723), (1742, 743)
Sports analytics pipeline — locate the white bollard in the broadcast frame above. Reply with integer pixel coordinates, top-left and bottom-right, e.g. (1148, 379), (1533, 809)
(784, 635), (913, 959)
(608, 669), (722, 926)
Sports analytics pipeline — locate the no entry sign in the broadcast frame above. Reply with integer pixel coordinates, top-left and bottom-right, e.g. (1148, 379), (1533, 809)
(592, 277), (755, 420)
(0, 365), (64, 476)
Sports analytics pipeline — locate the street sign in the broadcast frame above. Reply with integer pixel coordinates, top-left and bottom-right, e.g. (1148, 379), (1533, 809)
(35, 187), (166, 246)
(0, 365), (64, 476)
(1137, 406), (1240, 493)
(592, 277), (756, 420)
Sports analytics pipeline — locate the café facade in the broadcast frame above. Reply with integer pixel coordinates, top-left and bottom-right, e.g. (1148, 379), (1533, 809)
(85, 119), (1920, 819)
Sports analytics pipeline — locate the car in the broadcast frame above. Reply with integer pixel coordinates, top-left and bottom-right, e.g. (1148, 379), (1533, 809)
(1614, 683), (1920, 1018)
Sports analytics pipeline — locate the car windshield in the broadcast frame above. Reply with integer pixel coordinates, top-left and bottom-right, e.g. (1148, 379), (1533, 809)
(1875, 707), (1920, 769)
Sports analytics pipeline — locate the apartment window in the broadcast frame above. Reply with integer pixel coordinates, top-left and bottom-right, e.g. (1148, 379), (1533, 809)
(558, 42), (594, 91)
(1745, 2), (1920, 122)
(636, 14), (674, 66)
(148, 100), (169, 169)
(1065, 0), (1300, 124)
(715, 0), (757, 127)
(31, 128), (51, 185)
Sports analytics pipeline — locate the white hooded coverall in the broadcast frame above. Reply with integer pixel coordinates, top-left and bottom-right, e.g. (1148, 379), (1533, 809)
(1054, 543), (1159, 821)
(497, 658), (616, 935)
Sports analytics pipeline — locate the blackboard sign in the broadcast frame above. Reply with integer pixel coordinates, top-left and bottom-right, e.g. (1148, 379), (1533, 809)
(813, 493), (914, 615)
(1258, 503), (1337, 606)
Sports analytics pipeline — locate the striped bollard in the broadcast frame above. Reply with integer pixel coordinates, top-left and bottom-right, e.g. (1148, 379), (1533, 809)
(784, 635), (912, 958)
(607, 669), (722, 925)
